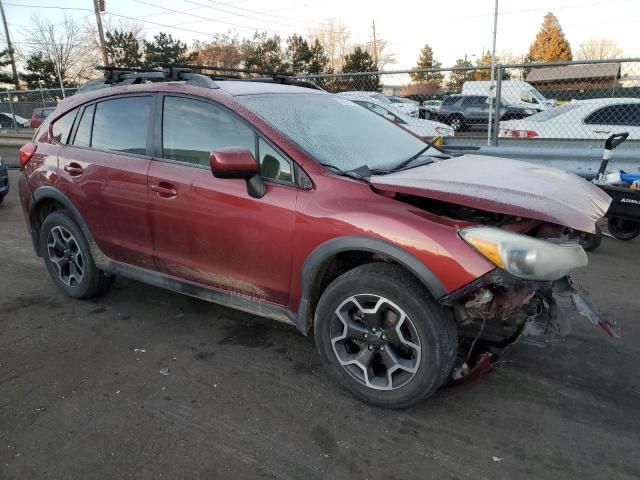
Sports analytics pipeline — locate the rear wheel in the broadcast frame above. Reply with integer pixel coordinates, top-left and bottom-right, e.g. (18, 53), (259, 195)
(607, 217), (640, 241)
(314, 263), (457, 409)
(41, 210), (115, 299)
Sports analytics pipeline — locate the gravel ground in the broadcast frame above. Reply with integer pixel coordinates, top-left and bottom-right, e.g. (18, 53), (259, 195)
(1, 169), (639, 480)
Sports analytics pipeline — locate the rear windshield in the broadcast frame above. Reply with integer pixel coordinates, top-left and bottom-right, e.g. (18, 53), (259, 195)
(237, 93), (426, 171)
(527, 103), (580, 121)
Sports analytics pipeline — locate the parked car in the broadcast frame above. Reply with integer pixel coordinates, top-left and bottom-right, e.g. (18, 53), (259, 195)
(0, 156), (8, 204)
(420, 100), (442, 119)
(387, 96), (421, 117)
(31, 107), (55, 129)
(462, 80), (555, 111)
(341, 91), (419, 117)
(0, 112), (29, 128)
(499, 98), (640, 139)
(18, 70), (615, 408)
(436, 94), (538, 131)
(339, 92), (454, 138)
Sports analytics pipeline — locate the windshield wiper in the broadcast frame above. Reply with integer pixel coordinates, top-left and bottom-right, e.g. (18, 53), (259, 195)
(320, 163), (371, 180)
(391, 140), (437, 172)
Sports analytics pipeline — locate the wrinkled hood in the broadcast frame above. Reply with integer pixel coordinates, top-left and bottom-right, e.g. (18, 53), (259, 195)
(371, 155), (611, 233)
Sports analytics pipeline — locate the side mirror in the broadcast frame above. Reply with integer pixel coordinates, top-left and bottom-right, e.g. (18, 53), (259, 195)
(384, 113), (397, 122)
(210, 147), (266, 198)
(520, 91), (533, 103)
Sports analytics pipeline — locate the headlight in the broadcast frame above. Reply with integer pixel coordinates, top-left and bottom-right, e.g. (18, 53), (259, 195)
(524, 109), (537, 115)
(435, 126), (452, 136)
(460, 227), (588, 281)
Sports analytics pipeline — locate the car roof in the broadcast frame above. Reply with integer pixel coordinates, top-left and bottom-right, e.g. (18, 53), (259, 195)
(573, 97), (640, 105)
(217, 81), (326, 96)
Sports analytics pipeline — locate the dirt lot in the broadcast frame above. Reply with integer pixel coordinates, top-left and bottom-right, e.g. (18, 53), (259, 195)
(1, 169), (640, 480)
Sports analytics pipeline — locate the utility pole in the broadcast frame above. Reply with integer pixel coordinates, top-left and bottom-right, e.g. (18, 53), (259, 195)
(487, 0), (499, 146)
(92, 0), (109, 67)
(0, 0), (21, 90)
(371, 19), (378, 68)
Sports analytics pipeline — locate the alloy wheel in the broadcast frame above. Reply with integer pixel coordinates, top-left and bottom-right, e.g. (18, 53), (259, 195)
(330, 294), (422, 390)
(47, 225), (84, 287)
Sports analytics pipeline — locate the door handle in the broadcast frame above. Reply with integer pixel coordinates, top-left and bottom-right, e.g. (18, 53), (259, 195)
(594, 130), (610, 134)
(150, 182), (177, 198)
(64, 162), (84, 177)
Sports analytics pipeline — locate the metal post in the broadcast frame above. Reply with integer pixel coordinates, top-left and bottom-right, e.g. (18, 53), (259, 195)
(0, 0), (20, 90)
(491, 66), (503, 147)
(38, 80), (46, 108)
(6, 90), (18, 129)
(92, 0), (109, 67)
(487, 0), (499, 145)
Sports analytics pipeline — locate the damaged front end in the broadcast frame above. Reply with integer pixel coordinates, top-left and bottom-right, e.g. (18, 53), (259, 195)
(440, 270), (618, 385)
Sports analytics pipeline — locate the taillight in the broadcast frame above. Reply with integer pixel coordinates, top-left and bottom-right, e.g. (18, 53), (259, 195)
(19, 142), (37, 170)
(510, 130), (538, 138)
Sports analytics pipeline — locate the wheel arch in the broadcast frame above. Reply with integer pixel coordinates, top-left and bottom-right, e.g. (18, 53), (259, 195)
(296, 236), (447, 335)
(30, 187), (104, 264)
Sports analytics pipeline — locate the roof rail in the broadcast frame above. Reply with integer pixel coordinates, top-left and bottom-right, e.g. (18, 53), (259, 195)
(76, 66), (219, 95)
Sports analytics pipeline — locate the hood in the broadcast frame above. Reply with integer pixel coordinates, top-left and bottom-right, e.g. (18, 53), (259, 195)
(370, 155), (611, 233)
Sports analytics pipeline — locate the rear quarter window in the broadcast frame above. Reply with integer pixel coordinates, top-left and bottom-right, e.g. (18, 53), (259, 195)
(51, 108), (78, 144)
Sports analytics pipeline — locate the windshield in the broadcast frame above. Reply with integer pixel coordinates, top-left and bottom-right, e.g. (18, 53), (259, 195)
(371, 93), (391, 104)
(237, 93), (427, 171)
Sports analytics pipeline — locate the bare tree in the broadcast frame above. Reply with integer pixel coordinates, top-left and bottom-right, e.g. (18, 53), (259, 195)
(24, 13), (99, 85)
(308, 18), (351, 72)
(364, 38), (396, 70)
(575, 37), (623, 60)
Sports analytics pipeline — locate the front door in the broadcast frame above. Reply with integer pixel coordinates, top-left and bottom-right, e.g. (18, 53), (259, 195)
(56, 95), (155, 269)
(147, 94), (297, 305)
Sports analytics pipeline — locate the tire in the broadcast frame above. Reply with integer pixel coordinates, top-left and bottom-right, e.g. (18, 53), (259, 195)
(449, 115), (465, 132)
(578, 224), (603, 252)
(314, 263), (457, 409)
(40, 210), (115, 299)
(607, 217), (640, 241)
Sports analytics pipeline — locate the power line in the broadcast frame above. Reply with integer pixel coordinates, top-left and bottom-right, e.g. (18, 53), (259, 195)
(201, 0), (329, 26)
(132, 0), (300, 35)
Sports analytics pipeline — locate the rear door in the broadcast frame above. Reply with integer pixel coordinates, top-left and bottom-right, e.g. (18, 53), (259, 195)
(463, 96), (489, 124)
(56, 95), (155, 269)
(147, 94), (297, 305)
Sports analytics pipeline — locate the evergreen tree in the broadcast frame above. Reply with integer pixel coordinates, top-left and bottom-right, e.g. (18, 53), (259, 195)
(307, 39), (329, 75)
(410, 44), (443, 83)
(242, 32), (287, 72)
(528, 12), (572, 62)
(446, 57), (474, 92)
(0, 49), (18, 87)
(340, 46), (379, 91)
(21, 52), (74, 89)
(143, 32), (194, 66)
(285, 34), (312, 74)
(106, 30), (143, 67)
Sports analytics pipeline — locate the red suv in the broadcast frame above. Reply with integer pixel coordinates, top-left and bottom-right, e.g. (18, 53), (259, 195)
(18, 69), (615, 408)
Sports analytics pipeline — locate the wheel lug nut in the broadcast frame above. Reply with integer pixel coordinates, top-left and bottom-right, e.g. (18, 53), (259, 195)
(368, 345), (374, 351)
(371, 327), (377, 333)
(380, 346), (385, 351)
(381, 334), (387, 341)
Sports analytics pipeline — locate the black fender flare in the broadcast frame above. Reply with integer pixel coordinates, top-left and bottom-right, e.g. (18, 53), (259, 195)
(296, 235), (447, 334)
(30, 186), (108, 267)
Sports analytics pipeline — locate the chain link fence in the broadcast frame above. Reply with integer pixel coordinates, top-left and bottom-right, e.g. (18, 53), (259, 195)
(293, 58), (640, 150)
(0, 87), (78, 129)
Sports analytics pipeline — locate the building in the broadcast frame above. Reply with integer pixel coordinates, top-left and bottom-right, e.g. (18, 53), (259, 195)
(526, 62), (621, 92)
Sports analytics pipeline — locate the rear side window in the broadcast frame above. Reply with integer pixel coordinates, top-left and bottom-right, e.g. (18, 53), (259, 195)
(73, 104), (94, 148)
(51, 108), (78, 144)
(584, 104), (640, 126)
(442, 97), (458, 106)
(462, 96), (485, 107)
(162, 96), (255, 166)
(91, 97), (152, 155)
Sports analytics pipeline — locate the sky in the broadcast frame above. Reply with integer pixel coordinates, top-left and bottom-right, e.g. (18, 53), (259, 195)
(1, 0), (639, 69)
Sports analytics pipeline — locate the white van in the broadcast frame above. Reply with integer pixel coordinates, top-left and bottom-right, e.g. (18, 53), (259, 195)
(462, 80), (555, 111)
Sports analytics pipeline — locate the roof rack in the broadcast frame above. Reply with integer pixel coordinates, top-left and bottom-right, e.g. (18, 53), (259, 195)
(76, 64), (324, 95)
(76, 66), (219, 94)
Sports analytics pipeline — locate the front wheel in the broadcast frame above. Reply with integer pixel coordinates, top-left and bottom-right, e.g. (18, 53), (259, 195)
(449, 116), (465, 131)
(314, 263), (457, 409)
(607, 217), (640, 241)
(577, 224), (603, 252)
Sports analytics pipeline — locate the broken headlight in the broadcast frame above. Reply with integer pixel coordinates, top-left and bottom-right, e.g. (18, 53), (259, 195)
(459, 227), (588, 281)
